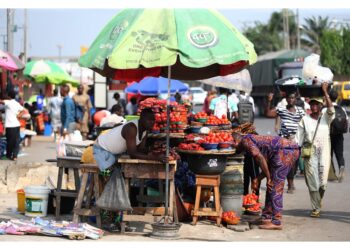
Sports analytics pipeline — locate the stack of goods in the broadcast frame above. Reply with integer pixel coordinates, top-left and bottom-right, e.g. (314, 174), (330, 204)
(190, 113), (231, 133)
(231, 123), (257, 135)
(178, 131), (233, 151)
(138, 98), (188, 133)
(221, 211), (240, 225)
(242, 193), (262, 215)
(0, 217), (103, 240)
(151, 141), (181, 161)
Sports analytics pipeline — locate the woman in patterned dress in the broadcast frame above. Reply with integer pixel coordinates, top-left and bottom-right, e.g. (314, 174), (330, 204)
(232, 133), (300, 230)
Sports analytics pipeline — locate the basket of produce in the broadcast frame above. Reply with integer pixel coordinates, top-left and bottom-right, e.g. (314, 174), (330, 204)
(242, 193), (259, 208)
(190, 126), (202, 134)
(218, 141), (233, 149)
(201, 142), (219, 150)
(221, 211), (240, 225)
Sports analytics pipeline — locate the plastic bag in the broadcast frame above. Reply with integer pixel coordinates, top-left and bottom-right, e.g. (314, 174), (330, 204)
(302, 54), (333, 83)
(56, 137), (66, 157)
(96, 168), (132, 211)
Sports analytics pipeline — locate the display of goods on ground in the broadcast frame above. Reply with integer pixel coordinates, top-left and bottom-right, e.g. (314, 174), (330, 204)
(242, 193), (262, 215)
(221, 211), (240, 225)
(138, 98), (188, 133)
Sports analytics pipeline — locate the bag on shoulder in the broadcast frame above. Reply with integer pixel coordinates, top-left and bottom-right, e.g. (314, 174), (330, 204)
(237, 96), (254, 124)
(301, 144), (312, 158)
(74, 103), (84, 123)
(331, 105), (348, 134)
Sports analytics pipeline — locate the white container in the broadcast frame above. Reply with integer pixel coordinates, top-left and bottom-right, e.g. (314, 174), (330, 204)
(24, 185), (51, 217)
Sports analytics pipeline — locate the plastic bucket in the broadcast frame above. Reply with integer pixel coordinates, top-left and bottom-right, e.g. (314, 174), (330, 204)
(220, 194), (243, 215)
(220, 163), (244, 195)
(17, 189), (25, 213)
(24, 185), (51, 217)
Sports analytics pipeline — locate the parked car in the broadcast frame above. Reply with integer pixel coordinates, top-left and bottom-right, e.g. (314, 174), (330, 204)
(190, 87), (207, 105)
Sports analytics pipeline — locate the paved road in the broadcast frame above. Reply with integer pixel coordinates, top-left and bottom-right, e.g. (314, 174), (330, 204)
(0, 117), (350, 242)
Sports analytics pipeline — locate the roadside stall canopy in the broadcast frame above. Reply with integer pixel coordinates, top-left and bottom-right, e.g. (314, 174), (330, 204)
(24, 60), (79, 87)
(202, 69), (252, 93)
(125, 77), (188, 95)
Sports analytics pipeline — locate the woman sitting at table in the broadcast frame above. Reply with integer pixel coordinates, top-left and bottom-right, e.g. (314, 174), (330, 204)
(93, 108), (167, 172)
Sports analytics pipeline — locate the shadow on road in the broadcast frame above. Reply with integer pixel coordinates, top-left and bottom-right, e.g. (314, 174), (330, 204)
(283, 209), (350, 224)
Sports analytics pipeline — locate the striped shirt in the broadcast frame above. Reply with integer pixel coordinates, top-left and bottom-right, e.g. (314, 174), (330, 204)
(276, 106), (305, 138)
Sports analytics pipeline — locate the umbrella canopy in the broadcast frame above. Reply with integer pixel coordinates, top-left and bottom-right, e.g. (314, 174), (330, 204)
(24, 60), (79, 86)
(79, 8), (257, 82)
(0, 49), (25, 71)
(202, 69), (252, 93)
(125, 77), (188, 95)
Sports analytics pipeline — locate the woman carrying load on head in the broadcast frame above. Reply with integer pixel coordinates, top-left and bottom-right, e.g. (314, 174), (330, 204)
(232, 132), (300, 230)
(296, 82), (334, 218)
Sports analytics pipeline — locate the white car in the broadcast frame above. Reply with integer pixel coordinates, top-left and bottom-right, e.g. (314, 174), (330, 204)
(190, 87), (207, 105)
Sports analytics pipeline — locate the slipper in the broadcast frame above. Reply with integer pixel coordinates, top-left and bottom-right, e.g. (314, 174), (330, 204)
(258, 222), (282, 230)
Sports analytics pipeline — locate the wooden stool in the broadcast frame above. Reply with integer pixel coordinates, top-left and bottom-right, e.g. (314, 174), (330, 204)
(47, 157), (81, 219)
(192, 175), (222, 226)
(73, 164), (102, 228)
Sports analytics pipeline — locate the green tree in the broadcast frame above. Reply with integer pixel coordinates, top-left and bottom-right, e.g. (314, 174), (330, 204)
(301, 16), (332, 53)
(243, 9), (298, 55)
(319, 30), (343, 75)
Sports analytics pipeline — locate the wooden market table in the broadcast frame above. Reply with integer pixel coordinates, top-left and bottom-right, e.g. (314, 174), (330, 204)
(46, 156), (82, 219)
(118, 156), (177, 219)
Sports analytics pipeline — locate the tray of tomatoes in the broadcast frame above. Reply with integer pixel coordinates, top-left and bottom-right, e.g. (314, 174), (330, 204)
(242, 193), (259, 208)
(222, 211), (240, 225)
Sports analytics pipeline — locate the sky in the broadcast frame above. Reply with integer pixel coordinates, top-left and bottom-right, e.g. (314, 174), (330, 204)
(0, 3), (349, 58)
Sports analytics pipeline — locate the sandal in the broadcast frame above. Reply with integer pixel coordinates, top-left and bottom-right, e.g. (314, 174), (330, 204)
(310, 210), (321, 218)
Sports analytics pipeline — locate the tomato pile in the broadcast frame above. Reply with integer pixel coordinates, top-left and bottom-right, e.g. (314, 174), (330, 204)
(193, 111), (208, 120)
(201, 132), (233, 144)
(242, 193), (259, 206)
(222, 211), (240, 225)
(138, 98), (188, 133)
(151, 141), (180, 161)
(205, 114), (231, 126)
(178, 143), (204, 151)
(243, 193), (262, 212)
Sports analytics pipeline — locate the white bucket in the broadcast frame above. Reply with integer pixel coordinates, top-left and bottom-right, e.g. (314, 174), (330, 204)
(24, 185), (51, 217)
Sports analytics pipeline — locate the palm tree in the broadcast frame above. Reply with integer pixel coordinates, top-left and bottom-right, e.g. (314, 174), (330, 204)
(301, 16), (332, 53)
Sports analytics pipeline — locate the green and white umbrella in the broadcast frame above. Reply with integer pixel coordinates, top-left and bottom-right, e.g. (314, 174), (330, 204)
(79, 8), (257, 82)
(24, 60), (79, 86)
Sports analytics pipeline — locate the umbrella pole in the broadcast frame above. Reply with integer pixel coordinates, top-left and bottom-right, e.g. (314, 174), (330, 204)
(165, 65), (171, 222)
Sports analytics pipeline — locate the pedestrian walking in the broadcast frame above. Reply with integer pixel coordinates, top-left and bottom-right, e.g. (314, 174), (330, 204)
(296, 82), (335, 218)
(73, 85), (92, 139)
(232, 132), (300, 230)
(47, 88), (63, 141)
(328, 89), (348, 182)
(0, 90), (25, 161)
(60, 84), (76, 137)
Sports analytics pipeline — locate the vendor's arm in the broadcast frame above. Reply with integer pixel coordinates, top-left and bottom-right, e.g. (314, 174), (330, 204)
(136, 132), (149, 154)
(265, 93), (277, 118)
(122, 123), (166, 162)
(241, 138), (272, 191)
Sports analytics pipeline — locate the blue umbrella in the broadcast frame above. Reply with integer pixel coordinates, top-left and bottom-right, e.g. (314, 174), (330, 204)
(125, 77), (188, 96)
